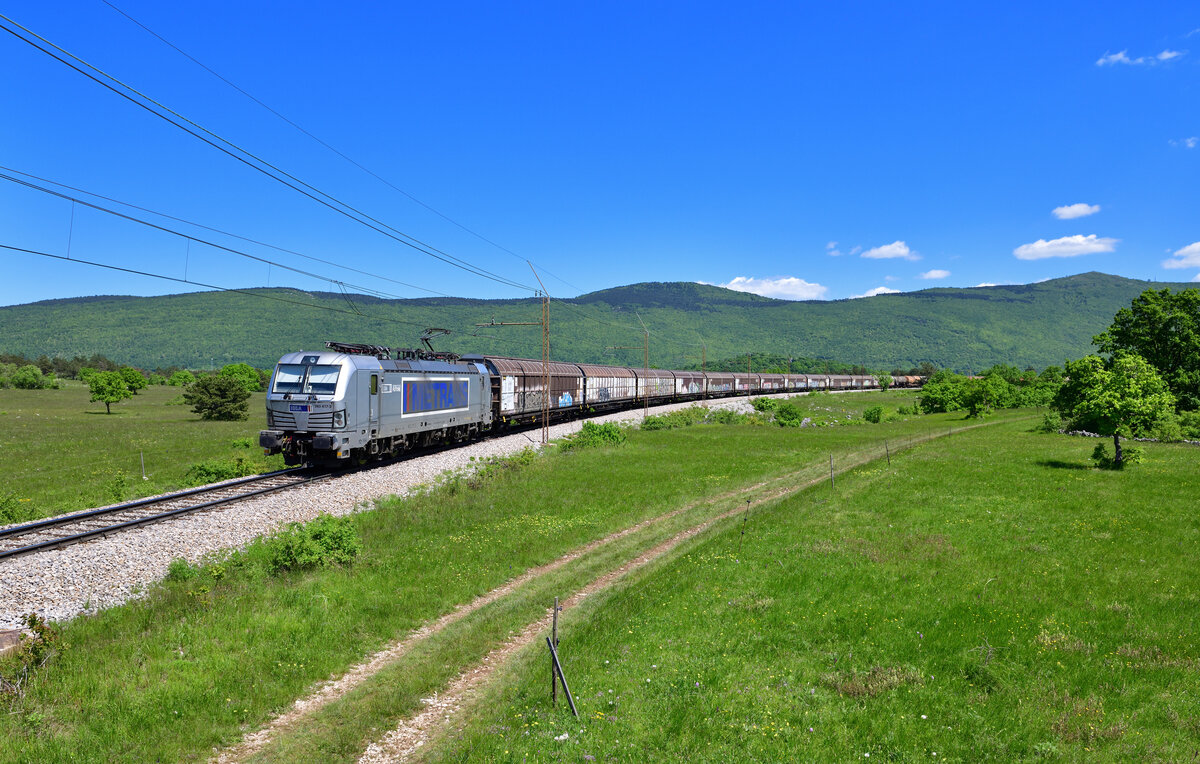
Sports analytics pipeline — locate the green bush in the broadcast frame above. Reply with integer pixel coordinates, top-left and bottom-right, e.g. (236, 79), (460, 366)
(1036, 410), (1063, 433)
(1177, 410), (1200, 439)
(183, 375), (251, 421)
(559, 421), (627, 451)
(165, 558), (199, 582)
(168, 370), (196, 387)
(863, 405), (884, 424)
(0, 493), (37, 525)
(184, 456), (258, 485)
(11, 365), (48, 390)
(264, 514), (361, 574)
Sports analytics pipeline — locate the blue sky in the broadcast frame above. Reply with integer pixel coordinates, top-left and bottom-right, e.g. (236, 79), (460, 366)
(1, 1), (1198, 308)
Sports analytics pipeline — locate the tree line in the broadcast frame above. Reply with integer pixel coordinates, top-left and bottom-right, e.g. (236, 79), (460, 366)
(916, 287), (1199, 467)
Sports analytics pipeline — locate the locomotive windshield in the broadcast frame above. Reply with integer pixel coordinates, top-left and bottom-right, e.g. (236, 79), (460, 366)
(272, 364), (341, 394)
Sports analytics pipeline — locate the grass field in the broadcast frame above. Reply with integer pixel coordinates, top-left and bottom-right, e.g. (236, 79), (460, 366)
(2, 391), (1195, 762)
(0, 381), (281, 522)
(433, 419), (1200, 762)
(0, 390), (943, 762)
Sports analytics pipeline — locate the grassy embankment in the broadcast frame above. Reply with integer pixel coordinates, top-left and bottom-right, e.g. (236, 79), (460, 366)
(0, 381), (280, 522)
(0, 390), (942, 762)
(433, 418), (1200, 762)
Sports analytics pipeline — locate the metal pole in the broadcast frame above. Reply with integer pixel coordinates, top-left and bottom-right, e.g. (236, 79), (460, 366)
(551, 597), (559, 704)
(829, 454), (835, 489)
(885, 440), (890, 466)
(546, 637), (579, 716)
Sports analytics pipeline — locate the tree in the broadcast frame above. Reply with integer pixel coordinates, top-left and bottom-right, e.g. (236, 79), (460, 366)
(217, 362), (264, 394)
(168, 370), (196, 387)
(874, 373), (893, 392)
(119, 367), (148, 395)
(1094, 287), (1200, 411)
(10, 365), (47, 390)
(183, 375), (251, 421)
(1053, 353), (1175, 467)
(89, 370), (133, 414)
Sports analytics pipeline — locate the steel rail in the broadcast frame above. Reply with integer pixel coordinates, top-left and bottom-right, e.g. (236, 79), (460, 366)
(0, 467), (309, 541)
(0, 470), (327, 561)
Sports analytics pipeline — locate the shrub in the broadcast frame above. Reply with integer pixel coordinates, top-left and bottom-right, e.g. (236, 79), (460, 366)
(1036, 410), (1063, 433)
(1179, 410), (1200, 439)
(1149, 416), (1183, 443)
(10, 365), (47, 390)
(168, 370), (196, 387)
(184, 456), (258, 485)
(183, 376), (251, 421)
(560, 421), (627, 451)
(1, 613), (64, 701)
(264, 514), (361, 574)
(165, 557), (199, 582)
(0, 493), (37, 525)
(864, 405), (884, 424)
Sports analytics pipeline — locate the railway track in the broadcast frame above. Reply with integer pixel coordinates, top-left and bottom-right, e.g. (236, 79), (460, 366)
(0, 468), (329, 561)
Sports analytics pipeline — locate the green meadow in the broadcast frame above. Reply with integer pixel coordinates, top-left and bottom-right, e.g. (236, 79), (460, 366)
(0, 381), (280, 522)
(0, 391), (1195, 762)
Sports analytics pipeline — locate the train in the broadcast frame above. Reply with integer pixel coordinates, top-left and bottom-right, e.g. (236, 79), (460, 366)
(258, 341), (923, 465)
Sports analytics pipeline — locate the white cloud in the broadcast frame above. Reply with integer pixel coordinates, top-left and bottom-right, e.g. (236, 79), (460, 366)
(1171, 137), (1199, 149)
(884, 275), (899, 282)
(1097, 50), (1133, 65)
(718, 276), (828, 300)
(851, 286), (901, 299)
(919, 269), (951, 280)
(1096, 48), (1185, 66)
(1193, 273), (1200, 282)
(849, 245), (862, 255)
(1013, 234), (1118, 260)
(975, 282), (998, 287)
(1052, 203), (1101, 220)
(826, 241), (842, 257)
(1162, 241), (1200, 269)
(861, 240), (919, 261)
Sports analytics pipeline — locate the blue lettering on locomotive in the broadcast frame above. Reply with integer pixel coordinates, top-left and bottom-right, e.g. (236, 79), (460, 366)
(403, 379), (470, 415)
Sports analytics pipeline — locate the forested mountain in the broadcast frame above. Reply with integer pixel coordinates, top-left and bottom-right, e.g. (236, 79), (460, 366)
(0, 272), (1192, 372)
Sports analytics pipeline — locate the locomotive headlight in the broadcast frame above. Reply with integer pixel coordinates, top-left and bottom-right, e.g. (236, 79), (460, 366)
(333, 410), (346, 428)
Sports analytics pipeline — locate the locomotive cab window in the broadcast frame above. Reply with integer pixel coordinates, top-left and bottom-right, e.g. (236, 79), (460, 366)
(272, 363), (341, 394)
(370, 374), (378, 395)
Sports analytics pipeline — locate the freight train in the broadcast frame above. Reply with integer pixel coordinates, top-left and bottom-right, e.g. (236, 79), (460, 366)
(259, 341), (922, 465)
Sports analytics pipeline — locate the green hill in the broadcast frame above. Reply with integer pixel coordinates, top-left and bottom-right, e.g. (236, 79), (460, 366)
(0, 272), (1192, 372)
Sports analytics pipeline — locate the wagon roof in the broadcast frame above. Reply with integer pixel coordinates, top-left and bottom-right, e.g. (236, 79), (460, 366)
(574, 363), (636, 378)
(483, 356), (582, 376)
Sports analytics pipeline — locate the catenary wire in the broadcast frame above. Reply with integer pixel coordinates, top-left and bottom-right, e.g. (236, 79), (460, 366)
(99, 0), (590, 298)
(0, 164), (455, 298)
(0, 12), (535, 293)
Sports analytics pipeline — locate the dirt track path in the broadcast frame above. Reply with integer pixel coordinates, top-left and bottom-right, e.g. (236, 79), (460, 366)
(219, 422), (993, 763)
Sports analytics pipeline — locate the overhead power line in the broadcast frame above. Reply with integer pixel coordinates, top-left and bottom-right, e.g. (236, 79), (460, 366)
(0, 170), (424, 305)
(99, 0), (589, 298)
(0, 164), (454, 298)
(0, 11), (535, 293)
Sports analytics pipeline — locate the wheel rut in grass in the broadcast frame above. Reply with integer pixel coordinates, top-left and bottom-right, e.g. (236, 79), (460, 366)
(219, 422), (991, 763)
(216, 473), (795, 763)
(354, 426), (993, 763)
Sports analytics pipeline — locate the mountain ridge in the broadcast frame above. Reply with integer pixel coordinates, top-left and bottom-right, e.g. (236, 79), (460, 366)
(1, 272), (1194, 372)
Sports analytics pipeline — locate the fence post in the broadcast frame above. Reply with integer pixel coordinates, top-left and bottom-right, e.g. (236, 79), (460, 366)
(551, 597), (560, 705)
(829, 454), (835, 489)
(546, 637), (578, 716)
(885, 440), (890, 466)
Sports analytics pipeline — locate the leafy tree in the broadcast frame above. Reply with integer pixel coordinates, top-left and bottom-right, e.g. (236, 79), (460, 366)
(89, 371), (133, 414)
(962, 374), (1014, 417)
(1053, 353), (1176, 467)
(78, 367), (98, 382)
(168, 370), (196, 387)
(1094, 287), (1200, 411)
(183, 375), (251, 421)
(874, 373), (893, 392)
(119, 367), (148, 395)
(217, 362), (264, 394)
(10, 365), (45, 389)
(918, 369), (966, 413)
(147, 373), (166, 385)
